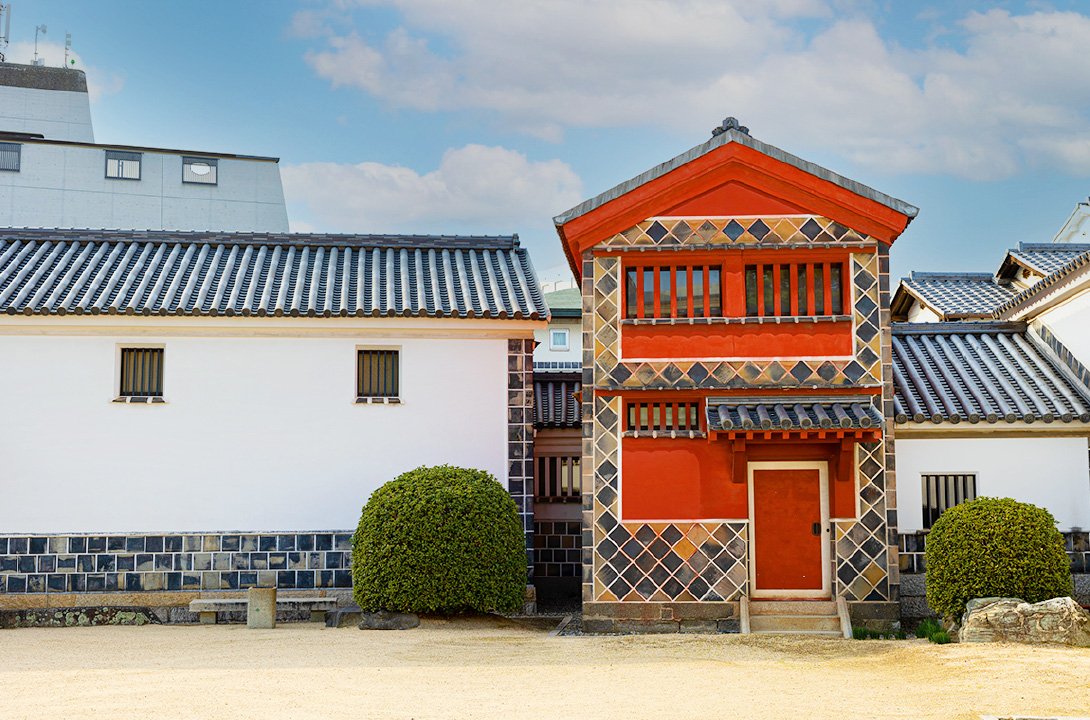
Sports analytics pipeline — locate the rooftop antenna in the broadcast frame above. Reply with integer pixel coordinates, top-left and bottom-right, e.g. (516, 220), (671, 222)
(0, 5), (10, 63)
(64, 32), (71, 68)
(34, 23), (45, 66)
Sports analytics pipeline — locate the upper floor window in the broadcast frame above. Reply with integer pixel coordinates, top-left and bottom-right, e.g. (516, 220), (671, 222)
(183, 156), (218, 185)
(0, 142), (20, 172)
(105, 150), (142, 181)
(625, 399), (702, 433)
(625, 265), (723, 319)
(357, 349), (399, 400)
(745, 261), (845, 317)
(549, 328), (570, 351)
(120, 348), (164, 397)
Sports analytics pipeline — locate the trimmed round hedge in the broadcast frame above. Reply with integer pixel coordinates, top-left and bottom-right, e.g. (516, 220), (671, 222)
(925, 497), (1072, 619)
(351, 465), (526, 614)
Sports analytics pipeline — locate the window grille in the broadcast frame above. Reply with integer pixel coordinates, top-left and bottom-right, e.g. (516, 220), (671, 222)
(105, 150), (142, 180)
(745, 261), (845, 317)
(625, 400), (701, 432)
(922, 473), (976, 529)
(0, 142), (20, 172)
(357, 350), (399, 398)
(182, 156), (218, 185)
(535, 455), (581, 501)
(624, 265), (722, 319)
(120, 348), (164, 397)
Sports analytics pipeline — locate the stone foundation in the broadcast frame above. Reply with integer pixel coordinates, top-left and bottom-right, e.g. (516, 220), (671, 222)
(847, 601), (900, 633)
(582, 601), (738, 634)
(900, 572), (1090, 622)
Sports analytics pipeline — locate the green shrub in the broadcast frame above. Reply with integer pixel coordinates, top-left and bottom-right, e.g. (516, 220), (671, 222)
(852, 625), (867, 640)
(895, 629), (907, 640)
(925, 497), (1071, 619)
(351, 465), (527, 614)
(929, 630), (951, 644)
(914, 618), (942, 640)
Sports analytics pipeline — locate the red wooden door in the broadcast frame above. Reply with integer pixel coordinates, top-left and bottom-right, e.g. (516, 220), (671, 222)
(752, 467), (824, 593)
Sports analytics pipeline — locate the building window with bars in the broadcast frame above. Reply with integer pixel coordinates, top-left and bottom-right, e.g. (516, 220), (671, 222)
(357, 349), (399, 401)
(624, 400), (702, 435)
(182, 156), (218, 185)
(105, 150), (142, 180)
(0, 142), (20, 172)
(744, 261), (845, 318)
(624, 265), (723, 319)
(922, 473), (976, 529)
(119, 348), (164, 398)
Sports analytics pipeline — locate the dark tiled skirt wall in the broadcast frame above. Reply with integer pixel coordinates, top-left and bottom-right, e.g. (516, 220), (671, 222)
(533, 521), (581, 579)
(898, 530), (1090, 575)
(0, 532), (355, 594)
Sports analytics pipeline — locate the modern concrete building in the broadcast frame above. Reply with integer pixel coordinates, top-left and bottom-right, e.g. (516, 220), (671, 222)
(0, 62), (288, 233)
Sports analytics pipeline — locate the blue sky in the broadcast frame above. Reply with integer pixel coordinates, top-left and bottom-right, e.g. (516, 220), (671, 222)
(7, 0), (1090, 283)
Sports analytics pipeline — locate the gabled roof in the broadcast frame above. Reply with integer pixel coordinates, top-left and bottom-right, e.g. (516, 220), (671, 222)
(532, 368), (580, 428)
(998, 243), (1090, 278)
(891, 272), (1016, 321)
(0, 229), (547, 320)
(892, 322), (1090, 425)
(553, 121), (918, 279)
(543, 288), (581, 318)
(994, 246), (1090, 317)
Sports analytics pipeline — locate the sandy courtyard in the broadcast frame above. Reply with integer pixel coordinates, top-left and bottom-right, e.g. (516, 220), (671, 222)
(1, 615), (1088, 720)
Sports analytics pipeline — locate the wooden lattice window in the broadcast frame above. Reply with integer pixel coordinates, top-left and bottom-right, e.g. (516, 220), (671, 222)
(120, 348), (164, 397)
(745, 261), (845, 317)
(357, 350), (399, 398)
(922, 473), (976, 529)
(624, 265), (723, 319)
(625, 400), (702, 432)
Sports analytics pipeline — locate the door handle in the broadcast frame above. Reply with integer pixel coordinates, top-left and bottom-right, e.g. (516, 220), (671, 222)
(812, 522), (821, 536)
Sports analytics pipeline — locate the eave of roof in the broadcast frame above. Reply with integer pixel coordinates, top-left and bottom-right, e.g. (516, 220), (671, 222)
(993, 248), (1090, 317)
(894, 272), (1013, 321)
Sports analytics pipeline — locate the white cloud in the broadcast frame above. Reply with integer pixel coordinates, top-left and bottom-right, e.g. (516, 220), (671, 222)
(282, 143), (583, 233)
(5, 39), (125, 102)
(298, 2), (1090, 179)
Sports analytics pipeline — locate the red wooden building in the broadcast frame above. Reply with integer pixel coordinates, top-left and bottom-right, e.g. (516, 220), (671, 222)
(553, 119), (918, 633)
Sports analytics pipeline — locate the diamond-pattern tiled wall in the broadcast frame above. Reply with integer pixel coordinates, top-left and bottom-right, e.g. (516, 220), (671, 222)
(583, 218), (897, 610)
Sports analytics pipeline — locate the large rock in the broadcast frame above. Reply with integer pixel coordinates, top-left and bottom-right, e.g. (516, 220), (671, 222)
(359, 610), (419, 630)
(959, 597), (1090, 646)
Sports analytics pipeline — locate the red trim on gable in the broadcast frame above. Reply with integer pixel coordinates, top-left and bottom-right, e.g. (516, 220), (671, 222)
(556, 142), (913, 279)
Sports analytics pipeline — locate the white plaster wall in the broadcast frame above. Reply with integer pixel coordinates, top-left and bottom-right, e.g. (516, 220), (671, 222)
(895, 437), (1090, 531)
(1038, 290), (1090, 363)
(533, 318), (581, 363)
(0, 85), (94, 142)
(0, 322), (515, 533)
(906, 302), (941, 323)
(0, 143), (288, 232)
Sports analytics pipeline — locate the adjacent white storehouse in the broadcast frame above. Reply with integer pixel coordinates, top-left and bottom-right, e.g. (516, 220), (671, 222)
(0, 62), (288, 232)
(0, 229), (546, 599)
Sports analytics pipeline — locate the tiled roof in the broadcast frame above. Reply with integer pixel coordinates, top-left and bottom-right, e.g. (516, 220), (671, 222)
(533, 372), (580, 428)
(1006, 243), (1090, 275)
(544, 288), (581, 317)
(994, 248), (1090, 316)
(899, 272), (1016, 319)
(892, 322), (1090, 425)
(705, 398), (883, 431)
(0, 229), (547, 319)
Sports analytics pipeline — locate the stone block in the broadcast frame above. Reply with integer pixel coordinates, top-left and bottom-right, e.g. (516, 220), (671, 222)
(717, 618), (740, 633)
(612, 619), (679, 634)
(582, 618), (614, 634)
(247, 587), (276, 629)
(900, 596), (937, 620)
(899, 573), (926, 597)
(679, 619), (718, 633)
(847, 601), (900, 621)
(960, 597), (1090, 646)
(1073, 573), (1090, 605)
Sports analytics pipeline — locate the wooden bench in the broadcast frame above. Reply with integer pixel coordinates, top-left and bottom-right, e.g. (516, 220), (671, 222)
(189, 597), (338, 624)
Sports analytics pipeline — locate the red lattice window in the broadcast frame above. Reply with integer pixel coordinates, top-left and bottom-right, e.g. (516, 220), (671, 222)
(624, 265), (723, 319)
(625, 400), (702, 432)
(744, 261), (845, 317)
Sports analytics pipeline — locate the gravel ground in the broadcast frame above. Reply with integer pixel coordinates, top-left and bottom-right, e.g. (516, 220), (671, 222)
(1, 615), (1088, 720)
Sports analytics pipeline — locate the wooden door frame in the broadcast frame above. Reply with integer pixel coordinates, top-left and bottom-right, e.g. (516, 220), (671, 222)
(747, 460), (831, 599)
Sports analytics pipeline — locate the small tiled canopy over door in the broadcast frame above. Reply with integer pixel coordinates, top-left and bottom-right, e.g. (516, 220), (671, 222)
(553, 118), (918, 632)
